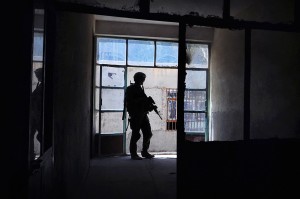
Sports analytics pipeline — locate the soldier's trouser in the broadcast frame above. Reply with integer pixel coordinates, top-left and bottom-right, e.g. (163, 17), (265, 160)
(129, 115), (153, 156)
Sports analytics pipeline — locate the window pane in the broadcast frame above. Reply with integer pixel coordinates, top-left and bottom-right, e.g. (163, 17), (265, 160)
(167, 88), (177, 120)
(128, 40), (154, 66)
(186, 43), (209, 68)
(95, 88), (100, 110)
(101, 89), (124, 110)
(102, 66), (125, 87)
(186, 70), (206, 89)
(156, 42), (178, 67)
(97, 38), (126, 65)
(167, 100), (177, 120)
(101, 112), (123, 134)
(95, 111), (99, 133)
(96, 65), (100, 87)
(184, 91), (206, 111)
(33, 32), (44, 61)
(184, 113), (206, 133)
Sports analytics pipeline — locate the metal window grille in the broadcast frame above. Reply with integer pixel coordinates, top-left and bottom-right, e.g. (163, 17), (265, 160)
(166, 88), (206, 132)
(166, 88), (177, 130)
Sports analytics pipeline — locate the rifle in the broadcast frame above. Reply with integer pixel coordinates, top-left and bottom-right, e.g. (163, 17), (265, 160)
(147, 96), (162, 120)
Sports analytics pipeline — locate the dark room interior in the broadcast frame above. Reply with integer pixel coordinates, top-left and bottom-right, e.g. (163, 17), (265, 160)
(5, 0), (300, 199)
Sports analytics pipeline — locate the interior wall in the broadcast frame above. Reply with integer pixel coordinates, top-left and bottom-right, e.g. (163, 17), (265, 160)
(95, 20), (179, 39)
(251, 30), (300, 139)
(231, 0), (295, 24)
(6, 0), (33, 198)
(53, 11), (93, 198)
(59, 0), (224, 17)
(210, 29), (245, 141)
(95, 19), (214, 42)
(210, 0), (300, 141)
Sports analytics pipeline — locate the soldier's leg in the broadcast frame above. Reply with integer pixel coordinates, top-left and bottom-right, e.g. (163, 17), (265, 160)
(129, 118), (141, 157)
(141, 116), (154, 158)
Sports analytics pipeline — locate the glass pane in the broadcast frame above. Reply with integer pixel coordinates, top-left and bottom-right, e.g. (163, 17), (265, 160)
(156, 41), (178, 67)
(95, 111), (99, 133)
(186, 70), (206, 89)
(127, 67), (178, 88)
(96, 65), (100, 87)
(128, 40), (154, 66)
(101, 112), (123, 134)
(186, 43), (209, 68)
(102, 66), (125, 87)
(97, 38), (126, 65)
(184, 113), (206, 133)
(101, 89), (124, 110)
(167, 88), (177, 120)
(33, 32), (44, 61)
(184, 91), (206, 111)
(95, 88), (100, 110)
(167, 100), (177, 120)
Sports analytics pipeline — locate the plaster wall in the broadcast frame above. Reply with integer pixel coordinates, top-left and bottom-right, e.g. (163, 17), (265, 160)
(238, 0), (300, 139)
(251, 30), (300, 139)
(210, 29), (245, 141)
(53, 11), (93, 198)
(210, 0), (300, 141)
(230, 0), (294, 24)
(95, 19), (214, 42)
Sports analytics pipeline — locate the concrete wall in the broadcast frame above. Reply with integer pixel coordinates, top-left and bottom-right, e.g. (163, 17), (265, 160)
(210, 0), (300, 141)
(95, 19), (214, 42)
(230, 0), (294, 24)
(53, 11), (93, 198)
(60, 0), (224, 17)
(251, 30), (300, 139)
(210, 29), (245, 141)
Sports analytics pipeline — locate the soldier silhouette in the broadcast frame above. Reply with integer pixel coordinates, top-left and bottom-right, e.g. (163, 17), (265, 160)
(30, 68), (43, 161)
(124, 72), (155, 160)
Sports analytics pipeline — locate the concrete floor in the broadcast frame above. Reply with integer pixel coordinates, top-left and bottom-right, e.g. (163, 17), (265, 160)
(77, 154), (177, 199)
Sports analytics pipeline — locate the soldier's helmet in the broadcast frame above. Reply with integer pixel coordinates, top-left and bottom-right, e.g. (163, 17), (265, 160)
(134, 72), (146, 83)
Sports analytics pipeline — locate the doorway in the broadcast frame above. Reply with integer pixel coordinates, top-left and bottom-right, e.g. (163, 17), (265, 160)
(94, 36), (179, 156)
(94, 36), (210, 156)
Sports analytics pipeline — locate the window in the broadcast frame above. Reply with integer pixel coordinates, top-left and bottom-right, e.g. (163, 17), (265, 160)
(95, 37), (180, 154)
(95, 37), (179, 136)
(94, 37), (210, 154)
(185, 42), (209, 141)
(167, 88), (177, 130)
(165, 43), (210, 140)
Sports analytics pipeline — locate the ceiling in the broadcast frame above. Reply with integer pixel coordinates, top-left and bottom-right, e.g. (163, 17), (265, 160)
(94, 0), (257, 25)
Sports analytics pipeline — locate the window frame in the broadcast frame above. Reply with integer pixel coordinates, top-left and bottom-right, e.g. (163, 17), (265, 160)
(94, 36), (210, 141)
(184, 41), (210, 140)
